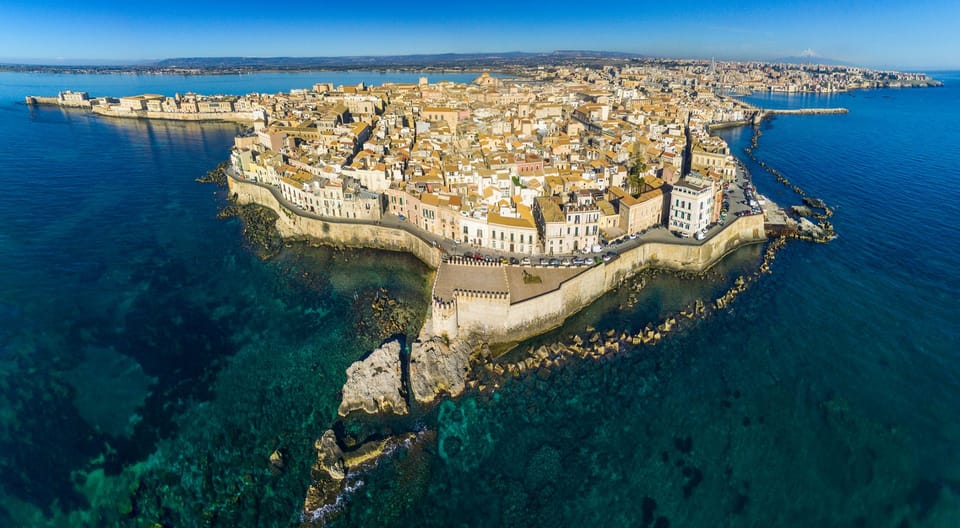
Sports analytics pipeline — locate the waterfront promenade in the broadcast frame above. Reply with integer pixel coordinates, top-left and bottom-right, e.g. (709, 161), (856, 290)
(228, 162), (765, 262)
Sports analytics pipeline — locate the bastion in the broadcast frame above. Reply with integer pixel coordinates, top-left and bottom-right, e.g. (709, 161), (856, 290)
(228, 174), (766, 344)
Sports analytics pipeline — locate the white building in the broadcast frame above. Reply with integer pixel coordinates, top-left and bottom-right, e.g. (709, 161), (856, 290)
(669, 176), (714, 237)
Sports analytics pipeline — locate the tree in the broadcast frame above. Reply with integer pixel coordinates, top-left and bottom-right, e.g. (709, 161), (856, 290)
(627, 148), (647, 194)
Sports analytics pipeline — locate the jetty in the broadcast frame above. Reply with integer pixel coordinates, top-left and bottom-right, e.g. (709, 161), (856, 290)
(749, 106), (849, 124)
(764, 107), (849, 116)
(717, 94), (849, 124)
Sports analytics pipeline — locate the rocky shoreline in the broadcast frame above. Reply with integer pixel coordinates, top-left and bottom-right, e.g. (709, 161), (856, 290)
(472, 236), (788, 389)
(303, 336), (473, 524)
(204, 116), (829, 525)
(217, 202), (284, 260)
(194, 161), (230, 185)
(744, 124), (837, 243)
(299, 233), (790, 525)
(198, 160), (286, 259)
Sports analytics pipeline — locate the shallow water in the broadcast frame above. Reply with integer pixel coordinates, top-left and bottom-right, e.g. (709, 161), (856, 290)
(0, 71), (958, 527)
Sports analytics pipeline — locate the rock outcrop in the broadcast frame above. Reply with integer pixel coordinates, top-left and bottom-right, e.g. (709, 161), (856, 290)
(217, 202), (283, 259)
(337, 340), (408, 417)
(303, 430), (345, 514)
(409, 337), (470, 405)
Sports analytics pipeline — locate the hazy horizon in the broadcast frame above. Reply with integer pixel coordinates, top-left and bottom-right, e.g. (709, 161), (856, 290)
(2, 0), (958, 71)
(0, 51), (955, 74)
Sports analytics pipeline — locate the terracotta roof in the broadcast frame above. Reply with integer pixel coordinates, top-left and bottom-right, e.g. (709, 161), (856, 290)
(488, 212), (535, 229)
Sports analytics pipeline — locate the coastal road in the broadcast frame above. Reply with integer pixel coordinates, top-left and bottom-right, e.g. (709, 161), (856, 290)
(228, 166), (763, 268)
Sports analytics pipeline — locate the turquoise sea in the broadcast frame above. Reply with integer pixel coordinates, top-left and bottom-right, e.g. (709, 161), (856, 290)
(0, 70), (958, 527)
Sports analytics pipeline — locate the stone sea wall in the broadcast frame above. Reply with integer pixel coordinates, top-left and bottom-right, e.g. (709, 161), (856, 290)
(448, 214), (766, 343)
(92, 106), (256, 123)
(227, 176), (443, 268)
(229, 172), (764, 344)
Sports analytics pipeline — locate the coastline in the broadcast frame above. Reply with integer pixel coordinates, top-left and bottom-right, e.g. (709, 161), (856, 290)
(27, 71), (842, 524)
(92, 105), (255, 123)
(2, 62), (956, 528)
(265, 114), (834, 525)
(226, 171), (766, 344)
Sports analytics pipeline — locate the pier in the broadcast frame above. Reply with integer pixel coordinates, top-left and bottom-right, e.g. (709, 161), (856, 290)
(717, 94), (849, 124)
(750, 106), (849, 124)
(763, 107), (849, 115)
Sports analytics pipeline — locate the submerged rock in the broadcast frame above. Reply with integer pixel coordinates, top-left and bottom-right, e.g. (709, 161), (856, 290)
(303, 430), (345, 514)
(409, 337), (470, 405)
(195, 161), (229, 185)
(338, 340), (408, 417)
(217, 202), (283, 259)
(268, 449), (285, 475)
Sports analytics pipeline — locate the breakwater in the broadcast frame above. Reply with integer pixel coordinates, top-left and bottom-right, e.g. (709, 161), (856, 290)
(718, 95), (849, 125)
(743, 124), (837, 242)
(765, 107), (849, 115)
(474, 235), (790, 391)
(752, 107), (849, 124)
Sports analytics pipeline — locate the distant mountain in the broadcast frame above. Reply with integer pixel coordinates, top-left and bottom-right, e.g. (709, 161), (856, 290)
(150, 51), (648, 70)
(770, 56), (850, 66)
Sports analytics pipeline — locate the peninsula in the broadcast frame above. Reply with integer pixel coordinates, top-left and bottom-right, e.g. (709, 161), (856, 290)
(29, 58), (934, 524)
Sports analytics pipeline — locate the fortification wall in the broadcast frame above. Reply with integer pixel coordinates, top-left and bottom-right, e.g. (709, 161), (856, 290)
(92, 106), (255, 123)
(25, 96), (61, 106)
(231, 170), (765, 343)
(228, 176), (442, 269)
(449, 214), (766, 343)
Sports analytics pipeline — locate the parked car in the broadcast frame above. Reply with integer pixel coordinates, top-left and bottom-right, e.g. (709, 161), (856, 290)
(509, 257), (519, 265)
(572, 257), (585, 266)
(549, 258), (560, 266)
(521, 257), (531, 266)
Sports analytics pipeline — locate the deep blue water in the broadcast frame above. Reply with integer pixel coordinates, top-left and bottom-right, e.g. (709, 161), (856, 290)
(2, 70), (485, 97)
(0, 71), (958, 527)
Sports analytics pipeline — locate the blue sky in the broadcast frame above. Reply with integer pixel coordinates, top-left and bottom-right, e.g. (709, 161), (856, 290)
(1, 0), (958, 70)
